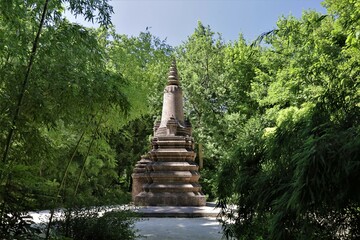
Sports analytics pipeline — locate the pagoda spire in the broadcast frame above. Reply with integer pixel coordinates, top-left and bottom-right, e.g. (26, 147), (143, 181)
(167, 59), (179, 85)
(157, 59), (185, 133)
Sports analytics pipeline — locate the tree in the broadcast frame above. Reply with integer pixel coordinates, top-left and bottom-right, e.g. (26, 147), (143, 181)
(0, 1), (134, 238)
(176, 22), (260, 198)
(217, 6), (360, 239)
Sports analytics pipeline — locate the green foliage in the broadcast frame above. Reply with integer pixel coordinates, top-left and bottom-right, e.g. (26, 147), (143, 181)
(53, 208), (138, 240)
(323, 0), (360, 48)
(109, 115), (154, 191)
(0, 1), (133, 239)
(217, 3), (360, 239)
(176, 22), (260, 198)
(108, 29), (173, 119)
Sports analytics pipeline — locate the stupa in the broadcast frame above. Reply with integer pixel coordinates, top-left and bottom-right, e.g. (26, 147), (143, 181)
(132, 60), (206, 206)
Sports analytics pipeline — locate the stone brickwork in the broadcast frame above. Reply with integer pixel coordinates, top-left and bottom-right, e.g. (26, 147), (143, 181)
(132, 60), (206, 206)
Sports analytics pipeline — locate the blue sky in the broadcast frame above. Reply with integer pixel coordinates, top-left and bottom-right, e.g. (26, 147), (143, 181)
(66, 0), (327, 46)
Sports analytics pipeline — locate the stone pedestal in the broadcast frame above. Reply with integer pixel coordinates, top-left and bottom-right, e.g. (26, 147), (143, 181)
(132, 60), (206, 206)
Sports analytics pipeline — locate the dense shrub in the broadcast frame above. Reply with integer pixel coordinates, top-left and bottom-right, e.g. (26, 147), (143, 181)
(52, 208), (138, 240)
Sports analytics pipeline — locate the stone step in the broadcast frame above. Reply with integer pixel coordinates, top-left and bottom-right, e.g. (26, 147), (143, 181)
(155, 143), (193, 149)
(134, 192), (206, 206)
(133, 168), (146, 173)
(149, 162), (198, 171)
(151, 150), (196, 162)
(134, 202), (220, 217)
(146, 183), (201, 192)
(150, 171), (200, 183)
(155, 136), (191, 141)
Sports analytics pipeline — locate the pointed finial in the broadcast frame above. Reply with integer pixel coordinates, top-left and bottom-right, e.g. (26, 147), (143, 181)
(167, 59), (179, 85)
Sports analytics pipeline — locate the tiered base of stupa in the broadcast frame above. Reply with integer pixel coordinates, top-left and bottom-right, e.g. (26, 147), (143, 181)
(133, 129), (206, 206)
(135, 191), (205, 206)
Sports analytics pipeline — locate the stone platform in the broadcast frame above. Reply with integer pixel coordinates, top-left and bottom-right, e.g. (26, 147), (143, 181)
(134, 202), (220, 218)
